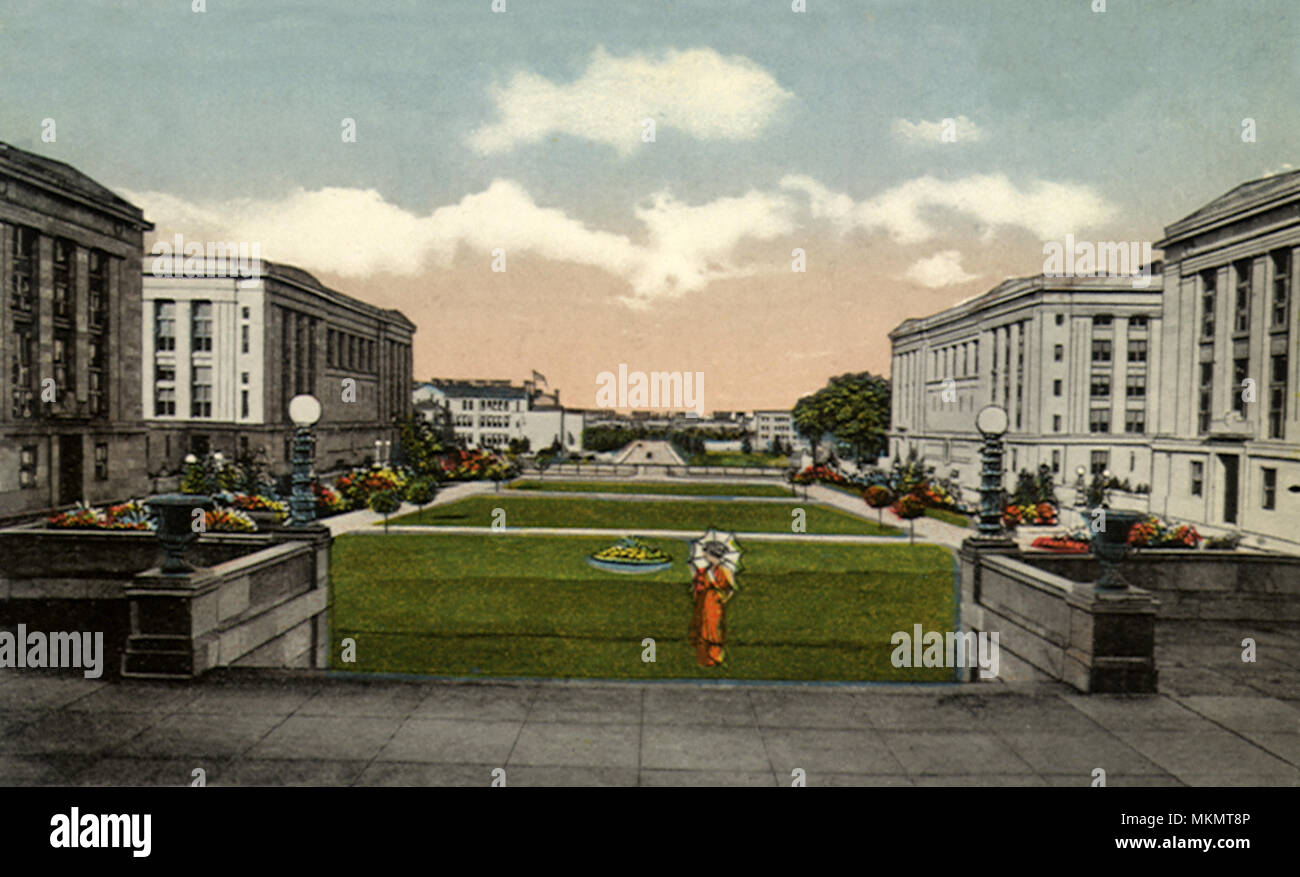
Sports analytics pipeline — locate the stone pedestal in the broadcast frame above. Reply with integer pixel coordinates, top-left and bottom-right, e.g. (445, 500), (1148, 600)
(1064, 586), (1159, 694)
(121, 526), (332, 679)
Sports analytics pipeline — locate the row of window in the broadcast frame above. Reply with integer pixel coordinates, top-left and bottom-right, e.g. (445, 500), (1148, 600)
(1189, 461), (1280, 510)
(457, 398), (518, 412)
(154, 300), (213, 352)
(15, 442), (111, 488)
(1197, 352), (1288, 438)
(1199, 250), (1290, 341)
(9, 226), (113, 419)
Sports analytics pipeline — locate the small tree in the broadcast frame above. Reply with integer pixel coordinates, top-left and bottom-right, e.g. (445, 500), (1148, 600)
(405, 478), (438, 524)
(863, 485), (893, 528)
(895, 493), (926, 545)
(741, 434), (753, 455)
(369, 489), (402, 533)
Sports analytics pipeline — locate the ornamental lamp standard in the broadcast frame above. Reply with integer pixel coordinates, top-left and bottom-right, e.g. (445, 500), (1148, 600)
(973, 404), (1009, 539)
(1073, 466), (1088, 510)
(288, 394), (322, 527)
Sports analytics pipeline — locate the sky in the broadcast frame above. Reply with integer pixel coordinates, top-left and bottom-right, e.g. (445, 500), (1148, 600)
(2, 0), (1296, 411)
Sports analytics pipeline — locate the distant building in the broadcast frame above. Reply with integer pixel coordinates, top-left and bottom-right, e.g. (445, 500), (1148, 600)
(751, 409), (805, 451)
(0, 142), (154, 517)
(1150, 170), (1300, 549)
(414, 378), (583, 452)
(888, 272), (1163, 496)
(142, 255), (414, 474)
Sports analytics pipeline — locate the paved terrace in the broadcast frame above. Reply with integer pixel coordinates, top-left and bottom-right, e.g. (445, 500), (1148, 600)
(1, 637), (1296, 787)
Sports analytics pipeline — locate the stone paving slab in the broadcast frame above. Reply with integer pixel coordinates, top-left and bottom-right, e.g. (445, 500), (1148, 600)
(0, 669), (1295, 787)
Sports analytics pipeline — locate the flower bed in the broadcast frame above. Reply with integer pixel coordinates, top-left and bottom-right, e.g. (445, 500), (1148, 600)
(441, 448), (516, 482)
(1128, 514), (1201, 548)
(1003, 502), (1058, 527)
(1030, 536), (1090, 554)
(791, 464), (848, 486)
(205, 508), (257, 533)
(47, 500), (155, 531)
(335, 467), (408, 510)
(229, 494), (287, 523)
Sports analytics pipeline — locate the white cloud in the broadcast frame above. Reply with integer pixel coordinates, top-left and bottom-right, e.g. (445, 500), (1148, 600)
(123, 181), (796, 307)
(890, 114), (984, 144)
(468, 46), (792, 156)
(781, 173), (1116, 243)
(902, 250), (979, 288)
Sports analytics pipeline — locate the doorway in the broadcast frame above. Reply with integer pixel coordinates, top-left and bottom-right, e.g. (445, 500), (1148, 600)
(58, 434), (83, 506)
(1219, 453), (1239, 524)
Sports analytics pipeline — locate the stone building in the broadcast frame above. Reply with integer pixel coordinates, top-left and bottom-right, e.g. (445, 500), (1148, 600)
(0, 142), (153, 518)
(142, 255), (414, 475)
(888, 272), (1163, 499)
(1149, 170), (1300, 550)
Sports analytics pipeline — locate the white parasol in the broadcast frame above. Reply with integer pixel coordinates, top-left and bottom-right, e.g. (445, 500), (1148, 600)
(688, 528), (743, 577)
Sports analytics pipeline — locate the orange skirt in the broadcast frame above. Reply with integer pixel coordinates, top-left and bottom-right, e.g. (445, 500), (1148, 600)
(688, 588), (727, 667)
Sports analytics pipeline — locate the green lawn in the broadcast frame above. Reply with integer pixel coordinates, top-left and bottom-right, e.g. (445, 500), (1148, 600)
(925, 507), (973, 528)
(506, 479), (791, 498)
(689, 452), (789, 468)
(386, 494), (900, 535)
(330, 533), (957, 681)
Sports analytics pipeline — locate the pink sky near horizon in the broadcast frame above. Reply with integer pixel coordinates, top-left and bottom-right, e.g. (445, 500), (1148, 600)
(311, 231), (1047, 412)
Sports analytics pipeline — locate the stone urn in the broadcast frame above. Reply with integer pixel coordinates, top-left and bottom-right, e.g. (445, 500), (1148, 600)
(146, 493), (215, 575)
(1090, 508), (1145, 589)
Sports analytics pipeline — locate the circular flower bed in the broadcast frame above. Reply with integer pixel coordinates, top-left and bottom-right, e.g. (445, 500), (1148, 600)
(586, 537), (673, 574)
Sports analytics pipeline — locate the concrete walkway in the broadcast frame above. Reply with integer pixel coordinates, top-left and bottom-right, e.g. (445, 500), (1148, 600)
(1, 669), (1295, 787)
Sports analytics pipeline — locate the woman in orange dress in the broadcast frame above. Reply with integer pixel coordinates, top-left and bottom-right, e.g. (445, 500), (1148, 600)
(688, 540), (735, 667)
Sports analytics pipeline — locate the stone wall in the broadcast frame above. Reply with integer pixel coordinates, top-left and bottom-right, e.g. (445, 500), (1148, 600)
(1021, 551), (1300, 622)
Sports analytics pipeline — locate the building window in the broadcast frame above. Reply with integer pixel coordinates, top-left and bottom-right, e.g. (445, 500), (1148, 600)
(1201, 270), (1216, 339)
(241, 306), (250, 319)
(1054, 344), (1063, 362)
(19, 445), (37, 488)
(1090, 339), (1112, 363)
(1053, 414), (1062, 432)
(1234, 260), (1251, 335)
(155, 300), (177, 351)
(94, 443), (108, 481)
(52, 238), (75, 323)
(241, 323), (250, 354)
(1232, 357), (1249, 415)
(191, 366), (213, 418)
(1198, 360), (1213, 433)
(1125, 374), (1146, 398)
(1127, 339), (1148, 362)
(1129, 316), (1148, 329)
(1270, 353), (1288, 439)
(1124, 409), (1146, 434)
(1055, 314), (1065, 326)
(1051, 450), (1061, 474)
(1262, 467), (1277, 510)
(242, 371), (249, 385)
(1090, 374), (1111, 398)
(1089, 408), (1111, 434)
(52, 333), (75, 402)
(10, 323), (35, 419)
(192, 301), (213, 352)
(1053, 379), (1062, 397)
(327, 328), (335, 367)
(1091, 450), (1109, 476)
(1092, 315), (1113, 327)
(1272, 249), (1291, 329)
(241, 389), (249, 419)
(1191, 461), (1204, 496)
(10, 225), (38, 314)
(88, 338), (107, 417)
(88, 251), (110, 329)
(155, 386), (176, 417)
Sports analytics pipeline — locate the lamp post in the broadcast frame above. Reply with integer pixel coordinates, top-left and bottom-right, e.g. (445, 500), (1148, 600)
(973, 404), (1009, 539)
(288, 394), (322, 527)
